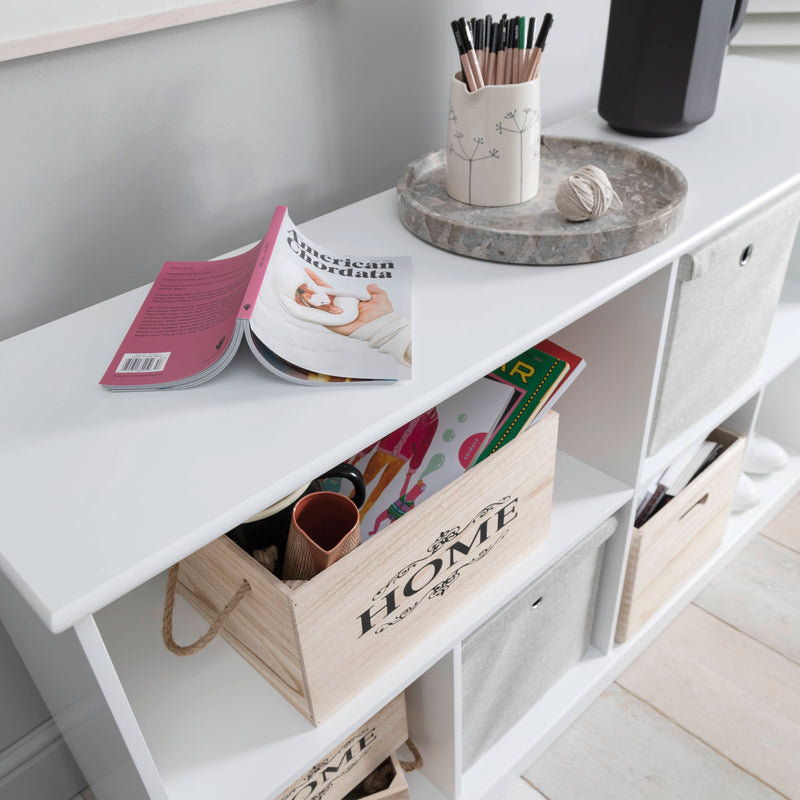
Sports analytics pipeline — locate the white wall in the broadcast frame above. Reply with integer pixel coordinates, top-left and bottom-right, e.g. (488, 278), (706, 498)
(728, 3), (800, 283)
(0, 0), (611, 794)
(729, 0), (800, 60)
(0, 0), (611, 342)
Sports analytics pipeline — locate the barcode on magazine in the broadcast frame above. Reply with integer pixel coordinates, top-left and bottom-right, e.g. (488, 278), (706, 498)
(116, 352), (171, 374)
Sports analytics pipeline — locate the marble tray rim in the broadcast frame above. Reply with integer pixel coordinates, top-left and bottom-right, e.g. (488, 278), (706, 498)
(396, 135), (689, 265)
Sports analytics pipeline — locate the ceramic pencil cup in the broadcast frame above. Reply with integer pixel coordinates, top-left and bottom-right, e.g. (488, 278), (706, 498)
(446, 73), (541, 206)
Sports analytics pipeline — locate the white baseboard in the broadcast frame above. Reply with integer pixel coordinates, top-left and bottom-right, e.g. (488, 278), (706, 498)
(0, 719), (86, 800)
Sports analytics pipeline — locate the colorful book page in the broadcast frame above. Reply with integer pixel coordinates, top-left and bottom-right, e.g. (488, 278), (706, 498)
(346, 377), (516, 539)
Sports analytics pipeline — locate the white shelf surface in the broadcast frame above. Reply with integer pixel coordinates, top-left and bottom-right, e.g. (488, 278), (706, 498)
(1, 56), (799, 636)
(406, 770), (447, 800)
(94, 450), (631, 800)
(461, 450), (800, 800)
(641, 278), (800, 482)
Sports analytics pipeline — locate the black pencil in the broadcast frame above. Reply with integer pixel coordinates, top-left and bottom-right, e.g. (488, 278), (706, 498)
(525, 12), (553, 81)
(496, 15), (509, 85)
(505, 16), (517, 85)
(487, 21), (500, 84)
(475, 17), (486, 75)
(458, 17), (485, 89)
(451, 19), (479, 91)
(523, 16), (535, 79)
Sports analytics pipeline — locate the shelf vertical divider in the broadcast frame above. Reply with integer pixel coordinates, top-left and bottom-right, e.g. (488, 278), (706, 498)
(405, 647), (462, 799)
(589, 501), (635, 653)
(0, 570), (154, 800)
(549, 265), (676, 487)
(549, 264), (678, 653)
(73, 616), (169, 800)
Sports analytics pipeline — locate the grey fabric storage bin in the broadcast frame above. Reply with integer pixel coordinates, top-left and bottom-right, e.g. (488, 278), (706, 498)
(648, 186), (800, 455)
(461, 516), (617, 769)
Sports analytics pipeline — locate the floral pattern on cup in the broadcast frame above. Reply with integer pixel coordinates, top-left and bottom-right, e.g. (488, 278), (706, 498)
(495, 108), (540, 203)
(446, 75), (541, 207)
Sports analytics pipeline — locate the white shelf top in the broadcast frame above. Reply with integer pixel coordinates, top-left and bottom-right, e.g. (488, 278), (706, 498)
(1, 55), (800, 633)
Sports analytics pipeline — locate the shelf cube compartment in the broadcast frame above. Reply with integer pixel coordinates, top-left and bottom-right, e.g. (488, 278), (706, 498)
(460, 514), (617, 769)
(617, 428), (745, 642)
(173, 412), (559, 724)
(648, 185), (800, 455)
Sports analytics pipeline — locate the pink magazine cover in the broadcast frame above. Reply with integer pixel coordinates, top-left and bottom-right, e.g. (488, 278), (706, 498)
(100, 207), (412, 390)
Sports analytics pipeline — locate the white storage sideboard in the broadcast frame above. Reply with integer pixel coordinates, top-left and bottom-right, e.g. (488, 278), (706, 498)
(1, 55), (799, 800)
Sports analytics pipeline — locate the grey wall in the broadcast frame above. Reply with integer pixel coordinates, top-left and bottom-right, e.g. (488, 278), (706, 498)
(0, 0), (612, 342)
(729, 6), (800, 280)
(0, 620), (49, 752)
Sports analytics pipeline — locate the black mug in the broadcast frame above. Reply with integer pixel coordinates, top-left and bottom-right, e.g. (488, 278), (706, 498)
(226, 463), (366, 573)
(598, 0), (748, 136)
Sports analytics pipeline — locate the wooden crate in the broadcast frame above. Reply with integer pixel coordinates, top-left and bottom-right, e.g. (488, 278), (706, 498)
(616, 428), (745, 642)
(175, 411), (558, 724)
(273, 693), (407, 800)
(337, 753), (411, 800)
(353, 754), (410, 800)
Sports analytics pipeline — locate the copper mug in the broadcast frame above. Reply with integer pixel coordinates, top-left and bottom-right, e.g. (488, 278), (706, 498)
(281, 491), (362, 581)
(226, 463), (365, 575)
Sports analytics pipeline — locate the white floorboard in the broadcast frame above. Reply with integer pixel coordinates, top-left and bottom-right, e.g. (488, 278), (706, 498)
(499, 777), (548, 800)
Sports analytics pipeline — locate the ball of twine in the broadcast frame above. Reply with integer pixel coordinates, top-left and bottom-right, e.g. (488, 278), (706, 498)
(555, 164), (622, 222)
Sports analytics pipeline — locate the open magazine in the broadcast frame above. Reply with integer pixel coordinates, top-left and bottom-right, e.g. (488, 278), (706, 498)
(100, 206), (412, 390)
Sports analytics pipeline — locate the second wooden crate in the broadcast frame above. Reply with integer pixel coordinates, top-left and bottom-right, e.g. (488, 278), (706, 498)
(274, 692), (407, 800)
(616, 428), (745, 642)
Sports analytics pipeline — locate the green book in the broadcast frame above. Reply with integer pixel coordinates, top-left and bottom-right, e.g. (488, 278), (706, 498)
(472, 345), (568, 465)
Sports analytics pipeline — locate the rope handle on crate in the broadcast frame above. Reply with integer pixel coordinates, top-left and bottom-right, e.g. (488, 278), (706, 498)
(399, 738), (424, 772)
(162, 563), (251, 656)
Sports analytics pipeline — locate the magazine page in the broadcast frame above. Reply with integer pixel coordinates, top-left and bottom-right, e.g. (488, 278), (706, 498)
(246, 208), (412, 382)
(243, 328), (370, 385)
(346, 377), (516, 540)
(100, 243), (262, 390)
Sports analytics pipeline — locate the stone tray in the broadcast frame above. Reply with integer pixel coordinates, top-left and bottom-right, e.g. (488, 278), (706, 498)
(396, 136), (688, 265)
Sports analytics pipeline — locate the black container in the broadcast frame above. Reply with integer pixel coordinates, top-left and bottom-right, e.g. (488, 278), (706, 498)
(598, 0), (748, 137)
(225, 462), (365, 575)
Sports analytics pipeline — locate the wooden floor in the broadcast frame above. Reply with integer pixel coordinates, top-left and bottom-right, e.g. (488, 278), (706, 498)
(503, 492), (800, 800)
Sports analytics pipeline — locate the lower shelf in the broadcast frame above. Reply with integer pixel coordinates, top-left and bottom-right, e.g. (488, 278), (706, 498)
(93, 449), (630, 800)
(406, 769), (448, 799)
(460, 450), (800, 800)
